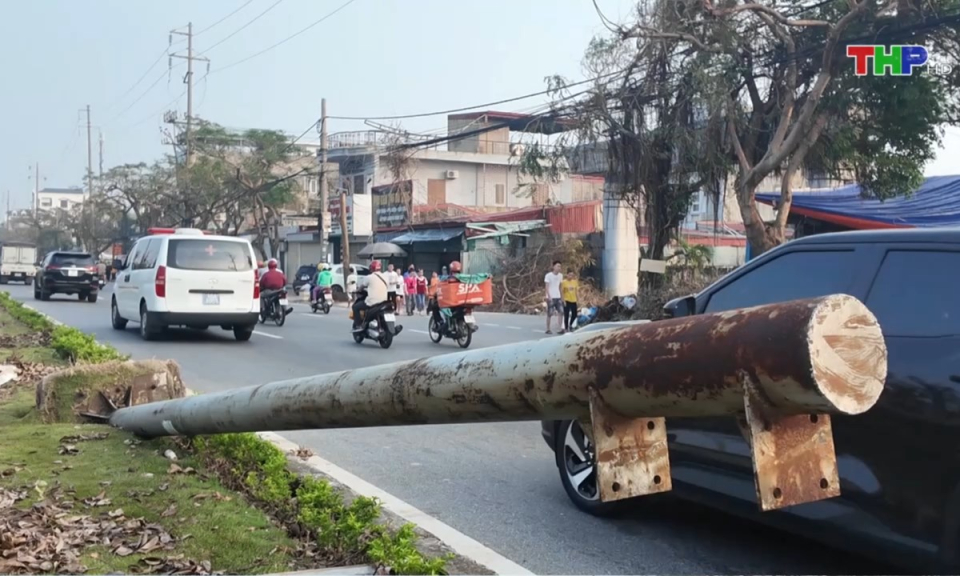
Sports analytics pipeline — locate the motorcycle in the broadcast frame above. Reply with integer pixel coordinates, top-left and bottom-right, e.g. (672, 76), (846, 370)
(350, 290), (402, 349)
(427, 298), (477, 349)
(311, 287), (333, 314)
(571, 306), (599, 332)
(260, 289), (291, 327)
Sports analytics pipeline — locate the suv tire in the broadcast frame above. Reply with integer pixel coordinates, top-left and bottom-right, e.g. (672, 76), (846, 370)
(556, 419), (622, 517)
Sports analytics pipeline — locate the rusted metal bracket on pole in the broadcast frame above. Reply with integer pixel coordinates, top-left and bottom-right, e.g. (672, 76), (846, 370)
(739, 371), (840, 511)
(589, 388), (671, 502)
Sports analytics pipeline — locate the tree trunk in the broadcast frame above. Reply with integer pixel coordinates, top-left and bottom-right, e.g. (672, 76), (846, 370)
(736, 178), (779, 256)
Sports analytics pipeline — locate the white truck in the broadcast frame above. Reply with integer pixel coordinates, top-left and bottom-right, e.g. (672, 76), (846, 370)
(0, 242), (38, 284)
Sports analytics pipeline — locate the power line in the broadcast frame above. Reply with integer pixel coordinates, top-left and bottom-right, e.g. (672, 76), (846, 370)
(200, 0), (285, 56)
(209, 0), (360, 74)
(328, 70), (622, 122)
(105, 63), (184, 126)
(103, 48), (172, 114)
(389, 10), (960, 153)
(126, 90), (187, 131)
(323, 3), (832, 123)
(195, 0), (257, 35)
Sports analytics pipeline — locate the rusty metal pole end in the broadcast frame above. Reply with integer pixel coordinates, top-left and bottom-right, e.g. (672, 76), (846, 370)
(800, 293), (887, 415)
(588, 388), (672, 502)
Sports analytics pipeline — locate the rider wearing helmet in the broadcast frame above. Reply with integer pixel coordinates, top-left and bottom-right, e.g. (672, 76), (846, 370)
(259, 259), (292, 317)
(312, 263), (333, 303)
(352, 260), (390, 332)
(435, 261), (463, 327)
(260, 259), (286, 290)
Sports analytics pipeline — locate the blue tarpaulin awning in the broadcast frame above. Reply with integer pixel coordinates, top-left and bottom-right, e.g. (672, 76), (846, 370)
(756, 175), (960, 229)
(390, 228), (464, 244)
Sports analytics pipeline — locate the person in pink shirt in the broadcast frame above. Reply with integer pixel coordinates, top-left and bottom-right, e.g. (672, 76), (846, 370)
(404, 270), (418, 316)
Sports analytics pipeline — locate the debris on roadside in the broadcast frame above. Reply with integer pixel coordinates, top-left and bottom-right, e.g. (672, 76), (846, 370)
(167, 463), (196, 475)
(163, 449), (178, 461)
(292, 446), (314, 460)
(0, 483), (206, 575)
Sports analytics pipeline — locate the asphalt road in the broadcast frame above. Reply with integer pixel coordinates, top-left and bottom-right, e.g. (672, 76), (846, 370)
(8, 284), (887, 574)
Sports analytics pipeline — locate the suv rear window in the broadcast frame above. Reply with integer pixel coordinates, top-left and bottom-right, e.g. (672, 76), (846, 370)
(50, 253), (94, 267)
(166, 239), (253, 272)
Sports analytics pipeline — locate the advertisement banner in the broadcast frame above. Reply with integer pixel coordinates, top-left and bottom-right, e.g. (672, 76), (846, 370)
(372, 180), (412, 229)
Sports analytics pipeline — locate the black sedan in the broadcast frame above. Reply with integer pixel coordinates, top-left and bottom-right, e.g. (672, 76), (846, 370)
(541, 228), (960, 572)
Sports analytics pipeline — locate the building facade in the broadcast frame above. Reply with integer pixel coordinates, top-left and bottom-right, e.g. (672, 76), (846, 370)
(323, 112), (604, 232)
(36, 187), (84, 212)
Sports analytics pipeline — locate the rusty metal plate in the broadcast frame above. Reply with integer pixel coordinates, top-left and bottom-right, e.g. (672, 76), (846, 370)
(588, 389), (672, 502)
(743, 388), (840, 511)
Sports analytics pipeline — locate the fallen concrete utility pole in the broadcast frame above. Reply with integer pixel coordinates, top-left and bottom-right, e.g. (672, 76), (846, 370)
(109, 294), (887, 511)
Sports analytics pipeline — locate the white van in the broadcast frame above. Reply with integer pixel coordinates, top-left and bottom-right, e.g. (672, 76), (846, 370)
(110, 228), (260, 341)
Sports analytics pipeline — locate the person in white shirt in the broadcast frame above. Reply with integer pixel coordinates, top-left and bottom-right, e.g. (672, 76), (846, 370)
(544, 260), (565, 334)
(384, 263), (401, 311)
(353, 261), (390, 331)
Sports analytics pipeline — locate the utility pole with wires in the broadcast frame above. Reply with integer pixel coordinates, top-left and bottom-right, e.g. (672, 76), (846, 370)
(170, 22), (210, 167)
(98, 131), (104, 183)
(32, 163), (40, 216)
(340, 190), (349, 268)
(318, 98), (330, 264)
(85, 105), (94, 198)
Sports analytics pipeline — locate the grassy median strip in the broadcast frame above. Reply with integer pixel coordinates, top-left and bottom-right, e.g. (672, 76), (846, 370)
(0, 292), (449, 575)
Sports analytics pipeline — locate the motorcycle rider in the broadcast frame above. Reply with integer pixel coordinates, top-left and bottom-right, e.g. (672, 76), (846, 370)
(436, 260), (463, 328)
(352, 260), (390, 332)
(260, 259), (292, 317)
(312, 263), (333, 303)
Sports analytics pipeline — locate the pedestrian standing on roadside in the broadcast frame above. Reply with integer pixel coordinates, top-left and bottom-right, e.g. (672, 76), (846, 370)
(561, 268), (580, 332)
(385, 263), (400, 311)
(97, 260), (107, 281)
(544, 260), (564, 334)
(416, 269), (428, 315)
(404, 269), (417, 316)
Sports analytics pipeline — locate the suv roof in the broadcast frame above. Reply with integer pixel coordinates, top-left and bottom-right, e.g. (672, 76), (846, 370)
(49, 251), (92, 257)
(791, 227), (960, 246)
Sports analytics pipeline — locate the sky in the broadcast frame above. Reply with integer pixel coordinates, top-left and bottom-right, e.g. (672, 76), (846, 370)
(1, 0), (957, 211)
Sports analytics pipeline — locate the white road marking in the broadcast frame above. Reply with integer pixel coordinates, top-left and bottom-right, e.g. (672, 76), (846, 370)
(507, 326), (521, 330)
(260, 432), (533, 575)
(409, 329), (430, 334)
(252, 330), (283, 339)
(531, 329), (542, 333)
(485, 323), (500, 327)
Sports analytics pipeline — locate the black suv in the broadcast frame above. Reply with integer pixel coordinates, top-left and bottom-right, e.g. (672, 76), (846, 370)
(540, 228), (960, 571)
(34, 251), (100, 303)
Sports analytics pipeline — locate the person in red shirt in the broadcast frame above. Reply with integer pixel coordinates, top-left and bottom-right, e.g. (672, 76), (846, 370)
(403, 270), (418, 316)
(260, 259), (286, 290)
(259, 259), (291, 317)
